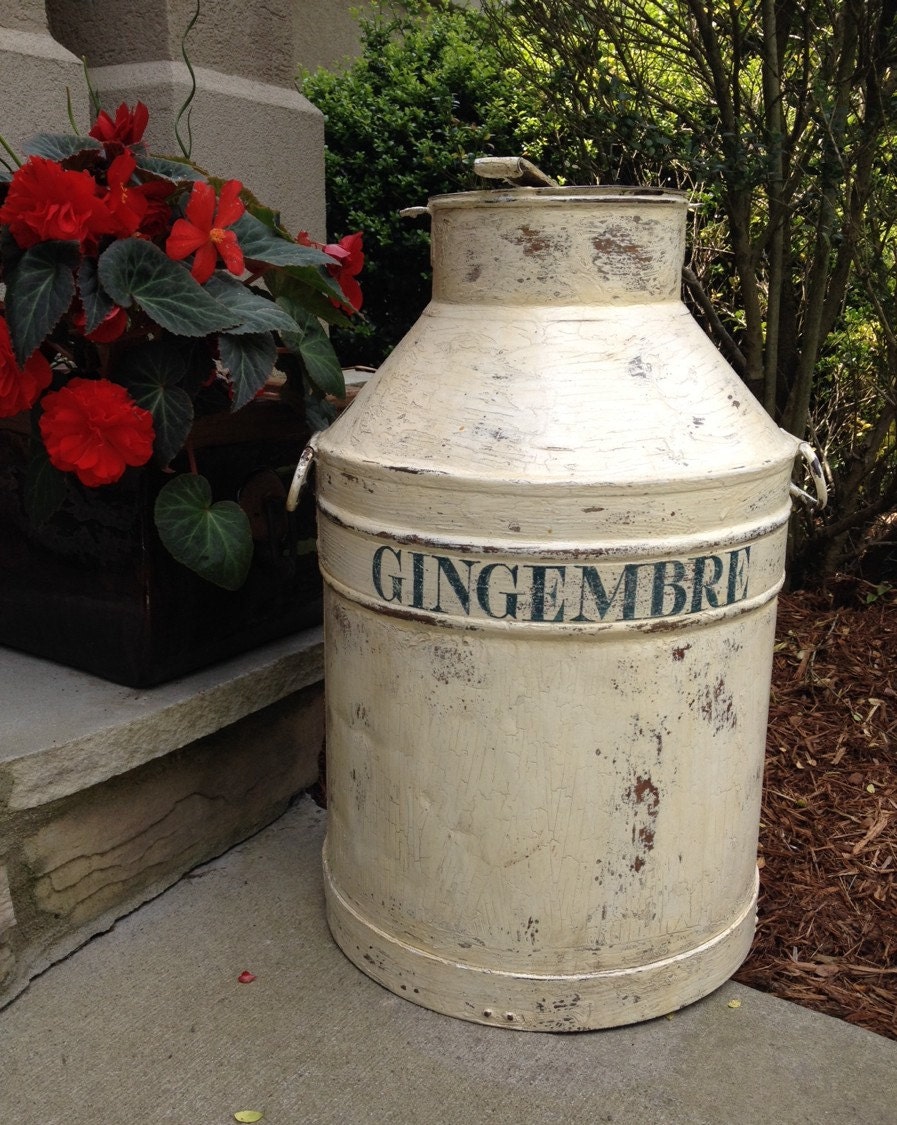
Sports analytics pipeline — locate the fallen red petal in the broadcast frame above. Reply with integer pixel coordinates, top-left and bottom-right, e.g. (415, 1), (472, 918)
(237, 970), (257, 984)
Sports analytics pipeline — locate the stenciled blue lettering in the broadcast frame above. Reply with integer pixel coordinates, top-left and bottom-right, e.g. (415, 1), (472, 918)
(368, 545), (754, 622)
(690, 554), (725, 613)
(433, 555), (475, 614)
(529, 565), (566, 622)
(476, 563), (519, 619)
(573, 564), (640, 622)
(650, 559), (688, 617)
(411, 551), (426, 609)
(726, 545), (750, 603)
(371, 545), (403, 603)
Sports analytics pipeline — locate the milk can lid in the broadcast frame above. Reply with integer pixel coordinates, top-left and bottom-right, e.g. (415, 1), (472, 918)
(428, 156), (688, 209)
(427, 184), (689, 210)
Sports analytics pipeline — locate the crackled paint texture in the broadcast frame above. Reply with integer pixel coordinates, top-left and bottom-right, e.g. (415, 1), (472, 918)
(314, 186), (800, 1031)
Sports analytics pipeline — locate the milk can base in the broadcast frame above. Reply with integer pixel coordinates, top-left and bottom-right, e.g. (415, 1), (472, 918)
(323, 855), (757, 1033)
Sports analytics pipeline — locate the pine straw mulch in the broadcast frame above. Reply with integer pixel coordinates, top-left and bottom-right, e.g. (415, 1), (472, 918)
(732, 577), (897, 1040)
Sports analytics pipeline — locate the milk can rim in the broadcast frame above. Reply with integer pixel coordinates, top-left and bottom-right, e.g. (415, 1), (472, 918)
(427, 185), (689, 209)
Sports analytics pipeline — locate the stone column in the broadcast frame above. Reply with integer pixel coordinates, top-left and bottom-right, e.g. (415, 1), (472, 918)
(294, 0), (373, 74)
(0, 0), (89, 152)
(45, 0), (325, 237)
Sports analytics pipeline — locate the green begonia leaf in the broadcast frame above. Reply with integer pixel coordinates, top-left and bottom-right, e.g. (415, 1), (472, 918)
(20, 134), (102, 161)
(261, 266), (348, 328)
(203, 273), (302, 336)
(154, 474), (253, 590)
(113, 339), (194, 466)
(218, 331), (277, 410)
(133, 154), (207, 182)
(275, 292), (346, 398)
(78, 257), (116, 335)
(98, 238), (238, 336)
(6, 240), (80, 364)
(266, 268), (351, 325)
(232, 211), (333, 270)
(23, 445), (67, 525)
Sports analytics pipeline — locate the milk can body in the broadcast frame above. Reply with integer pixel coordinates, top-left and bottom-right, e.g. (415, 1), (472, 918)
(314, 186), (799, 1031)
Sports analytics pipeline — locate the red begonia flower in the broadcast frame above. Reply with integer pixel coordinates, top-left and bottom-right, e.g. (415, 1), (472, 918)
(165, 180), (245, 284)
(0, 156), (118, 250)
(87, 305), (128, 344)
(39, 377), (155, 486)
(0, 317), (53, 417)
(298, 230), (364, 313)
(69, 299), (128, 345)
(89, 101), (150, 149)
(326, 231), (364, 312)
(105, 151), (173, 239)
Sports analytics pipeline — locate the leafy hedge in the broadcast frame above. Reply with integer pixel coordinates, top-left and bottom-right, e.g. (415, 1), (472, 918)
(301, 1), (556, 366)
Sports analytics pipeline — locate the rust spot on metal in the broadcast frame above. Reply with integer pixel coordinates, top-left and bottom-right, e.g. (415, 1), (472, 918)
(330, 600), (354, 636)
(643, 616), (692, 634)
(429, 641), (484, 686)
(672, 643), (691, 661)
(592, 230), (652, 263)
(516, 225), (551, 255)
(627, 773), (660, 871)
(631, 775), (660, 808)
(700, 676), (737, 730)
(551, 992), (581, 1011)
(371, 602), (440, 628)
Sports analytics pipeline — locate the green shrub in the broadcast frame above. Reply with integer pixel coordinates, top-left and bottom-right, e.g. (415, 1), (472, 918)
(301, 1), (555, 366)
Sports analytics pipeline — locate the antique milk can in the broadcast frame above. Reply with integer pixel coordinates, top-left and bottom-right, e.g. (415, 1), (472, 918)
(293, 161), (824, 1031)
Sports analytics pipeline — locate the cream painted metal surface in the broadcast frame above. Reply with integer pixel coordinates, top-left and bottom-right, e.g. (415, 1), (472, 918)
(313, 183), (805, 1031)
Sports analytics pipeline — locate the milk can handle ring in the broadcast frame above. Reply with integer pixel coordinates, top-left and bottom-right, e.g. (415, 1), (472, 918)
(790, 441), (828, 511)
(286, 433), (320, 513)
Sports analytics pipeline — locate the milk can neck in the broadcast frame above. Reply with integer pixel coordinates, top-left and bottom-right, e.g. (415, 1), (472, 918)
(428, 187), (687, 306)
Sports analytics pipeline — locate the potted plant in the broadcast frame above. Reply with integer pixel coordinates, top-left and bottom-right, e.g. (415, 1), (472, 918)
(0, 99), (363, 686)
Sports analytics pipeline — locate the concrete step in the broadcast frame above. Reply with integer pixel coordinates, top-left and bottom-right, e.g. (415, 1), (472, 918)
(0, 631), (324, 1006)
(1, 797), (894, 1125)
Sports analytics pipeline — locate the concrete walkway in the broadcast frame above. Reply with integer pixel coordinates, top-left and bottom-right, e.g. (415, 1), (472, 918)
(2, 797), (895, 1125)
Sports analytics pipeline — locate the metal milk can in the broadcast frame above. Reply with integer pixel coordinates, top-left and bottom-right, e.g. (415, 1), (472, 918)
(294, 163), (825, 1031)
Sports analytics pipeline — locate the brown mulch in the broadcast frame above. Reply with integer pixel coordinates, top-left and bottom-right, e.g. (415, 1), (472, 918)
(733, 577), (897, 1040)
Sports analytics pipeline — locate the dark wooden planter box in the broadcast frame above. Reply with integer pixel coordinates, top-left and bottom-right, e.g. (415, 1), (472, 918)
(0, 398), (322, 688)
